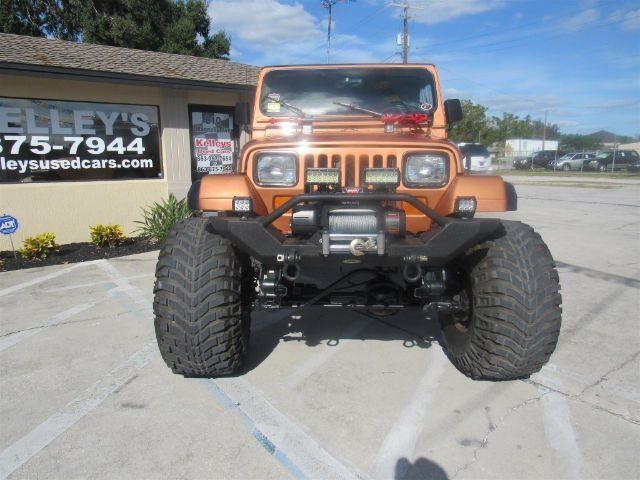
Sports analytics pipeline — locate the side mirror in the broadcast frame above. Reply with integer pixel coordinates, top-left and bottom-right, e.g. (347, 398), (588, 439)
(444, 99), (463, 125)
(234, 101), (251, 128)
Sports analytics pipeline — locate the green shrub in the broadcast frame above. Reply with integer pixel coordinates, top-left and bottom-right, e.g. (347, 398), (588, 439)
(19, 232), (58, 260)
(90, 224), (126, 248)
(135, 193), (191, 242)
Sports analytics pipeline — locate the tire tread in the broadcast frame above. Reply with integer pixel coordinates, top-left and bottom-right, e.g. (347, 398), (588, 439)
(153, 217), (249, 376)
(445, 220), (562, 380)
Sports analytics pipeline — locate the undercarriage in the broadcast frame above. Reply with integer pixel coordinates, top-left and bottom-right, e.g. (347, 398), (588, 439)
(206, 191), (498, 316)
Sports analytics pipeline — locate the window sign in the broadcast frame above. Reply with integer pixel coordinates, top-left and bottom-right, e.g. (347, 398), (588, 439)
(189, 106), (235, 178)
(0, 97), (161, 183)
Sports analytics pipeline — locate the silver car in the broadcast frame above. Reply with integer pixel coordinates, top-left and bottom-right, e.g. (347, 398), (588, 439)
(547, 152), (596, 171)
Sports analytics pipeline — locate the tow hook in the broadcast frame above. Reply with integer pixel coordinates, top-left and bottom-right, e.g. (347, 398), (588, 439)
(349, 238), (375, 256)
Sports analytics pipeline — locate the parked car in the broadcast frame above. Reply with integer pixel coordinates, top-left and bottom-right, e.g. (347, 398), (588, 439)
(459, 143), (493, 173)
(546, 152), (596, 171)
(627, 159), (640, 172)
(513, 150), (566, 169)
(586, 150), (640, 172)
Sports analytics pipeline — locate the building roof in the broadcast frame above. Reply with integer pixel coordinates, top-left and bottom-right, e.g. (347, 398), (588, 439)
(0, 33), (260, 90)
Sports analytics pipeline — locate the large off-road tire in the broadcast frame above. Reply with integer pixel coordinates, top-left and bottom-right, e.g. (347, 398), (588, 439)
(441, 220), (562, 380)
(153, 217), (252, 377)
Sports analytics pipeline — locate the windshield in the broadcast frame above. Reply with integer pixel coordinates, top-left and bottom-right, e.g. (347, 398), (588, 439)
(595, 152), (611, 159)
(462, 144), (489, 156)
(558, 154), (573, 160)
(260, 67), (436, 117)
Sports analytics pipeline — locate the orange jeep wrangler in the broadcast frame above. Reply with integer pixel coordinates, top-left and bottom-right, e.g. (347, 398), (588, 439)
(154, 64), (561, 381)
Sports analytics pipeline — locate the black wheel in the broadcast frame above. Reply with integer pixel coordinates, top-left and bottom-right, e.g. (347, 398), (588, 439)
(598, 163), (607, 172)
(562, 163), (571, 171)
(153, 217), (253, 377)
(441, 221), (562, 380)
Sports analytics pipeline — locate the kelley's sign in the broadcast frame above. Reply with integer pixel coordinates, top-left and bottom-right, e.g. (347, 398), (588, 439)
(0, 98), (162, 183)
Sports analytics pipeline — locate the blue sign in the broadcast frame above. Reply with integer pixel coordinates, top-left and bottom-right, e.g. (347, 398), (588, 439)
(0, 215), (19, 235)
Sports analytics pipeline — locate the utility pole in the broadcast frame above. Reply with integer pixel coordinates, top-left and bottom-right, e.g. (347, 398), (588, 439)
(401, 2), (409, 63)
(542, 110), (548, 151)
(322, 0), (354, 64)
(326, 1), (333, 64)
(390, 2), (423, 63)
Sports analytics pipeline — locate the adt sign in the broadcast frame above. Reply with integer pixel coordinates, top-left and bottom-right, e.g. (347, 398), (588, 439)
(0, 215), (19, 235)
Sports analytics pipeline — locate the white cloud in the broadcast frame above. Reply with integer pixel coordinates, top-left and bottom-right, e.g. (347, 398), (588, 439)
(483, 94), (562, 115)
(555, 120), (580, 127)
(210, 0), (323, 46)
(610, 8), (640, 31)
(565, 8), (598, 32)
(410, 0), (506, 25)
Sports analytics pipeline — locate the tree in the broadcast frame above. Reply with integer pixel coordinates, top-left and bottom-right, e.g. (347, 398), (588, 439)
(449, 100), (492, 144)
(0, 0), (230, 59)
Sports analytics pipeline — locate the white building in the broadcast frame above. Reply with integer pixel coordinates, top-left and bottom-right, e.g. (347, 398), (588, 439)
(505, 138), (559, 156)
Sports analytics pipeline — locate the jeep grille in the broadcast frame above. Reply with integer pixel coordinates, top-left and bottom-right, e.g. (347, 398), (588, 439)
(302, 153), (398, 187)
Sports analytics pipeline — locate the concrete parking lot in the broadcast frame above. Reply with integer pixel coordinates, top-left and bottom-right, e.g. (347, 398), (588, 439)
(1, 176), (639, 480)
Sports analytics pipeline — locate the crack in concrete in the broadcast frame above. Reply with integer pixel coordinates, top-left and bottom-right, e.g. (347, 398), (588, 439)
(0, 308), (146, 338)
(526, 378), (640, 426)
(452, 394), (545, 479)
(579, 350), (640, 397)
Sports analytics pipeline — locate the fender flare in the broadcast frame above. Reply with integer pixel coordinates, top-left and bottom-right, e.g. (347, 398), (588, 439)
(190, 174), (268, 214)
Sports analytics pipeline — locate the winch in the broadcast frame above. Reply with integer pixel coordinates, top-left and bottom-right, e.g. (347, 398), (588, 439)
(290, 204), (406, 256)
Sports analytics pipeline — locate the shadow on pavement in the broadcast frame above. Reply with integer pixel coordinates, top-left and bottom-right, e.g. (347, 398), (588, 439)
(238, 306), (443, 375)
(395, 457), (449, 480)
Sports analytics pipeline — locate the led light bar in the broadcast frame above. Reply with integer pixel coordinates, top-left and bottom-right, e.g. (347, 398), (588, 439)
(233, 196), (253, 213)
(455, 196), (477, 218)
(305, 168), (341, 185)
(364, 168), (400, 187)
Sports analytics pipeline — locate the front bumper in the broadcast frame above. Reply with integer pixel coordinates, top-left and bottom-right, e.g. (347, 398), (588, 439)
(208, 192), (503, 266)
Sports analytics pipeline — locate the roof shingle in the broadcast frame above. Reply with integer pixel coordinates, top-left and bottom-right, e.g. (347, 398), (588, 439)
(0, 33), (260, 87)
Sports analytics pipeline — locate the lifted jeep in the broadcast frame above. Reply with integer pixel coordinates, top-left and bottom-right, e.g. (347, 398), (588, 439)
(153, 64), (561, 380)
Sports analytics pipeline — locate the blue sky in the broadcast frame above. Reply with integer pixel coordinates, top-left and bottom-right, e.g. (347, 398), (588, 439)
(209, 0), (640, 136)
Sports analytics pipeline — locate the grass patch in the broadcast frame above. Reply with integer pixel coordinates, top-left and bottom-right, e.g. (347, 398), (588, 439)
(493, 169), (640, 179)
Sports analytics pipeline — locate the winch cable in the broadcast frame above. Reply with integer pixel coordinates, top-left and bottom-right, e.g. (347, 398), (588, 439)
(302, 269), (378, 307)
(353, 308), (435, 346)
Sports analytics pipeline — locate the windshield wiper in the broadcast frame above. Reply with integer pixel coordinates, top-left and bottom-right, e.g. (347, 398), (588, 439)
(270, 98), (307, 117)
(333, 102), (382, 118)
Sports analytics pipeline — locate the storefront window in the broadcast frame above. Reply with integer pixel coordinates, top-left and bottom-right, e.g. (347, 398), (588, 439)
(0, 97), (162, 183)
(189, 105), (236, 180)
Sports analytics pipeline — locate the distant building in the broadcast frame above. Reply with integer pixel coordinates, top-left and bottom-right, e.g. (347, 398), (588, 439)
(505, 139), (559, 156)
(618, 142), (640, 154)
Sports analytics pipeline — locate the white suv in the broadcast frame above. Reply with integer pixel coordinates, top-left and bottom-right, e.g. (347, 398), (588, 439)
(459, 143), (493, 173)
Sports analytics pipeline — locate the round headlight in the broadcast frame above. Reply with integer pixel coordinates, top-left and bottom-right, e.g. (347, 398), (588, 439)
(255, 152), (297, 186)
(404, 153), (448, 187)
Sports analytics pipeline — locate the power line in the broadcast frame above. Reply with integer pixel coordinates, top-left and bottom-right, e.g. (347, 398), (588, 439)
(430, 13), (635, 57)
(407, 2), (633, 60)
(290, 3), (389, 64)
(411, 0), (620, 53)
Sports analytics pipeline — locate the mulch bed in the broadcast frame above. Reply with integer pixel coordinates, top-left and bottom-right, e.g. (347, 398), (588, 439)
(0, 237), (159, 272)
